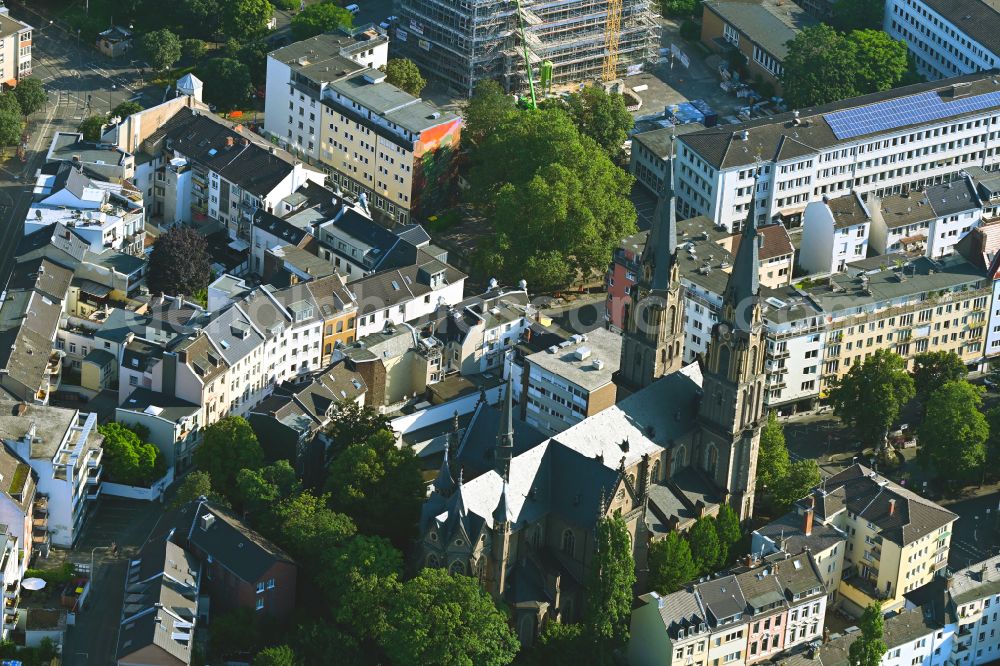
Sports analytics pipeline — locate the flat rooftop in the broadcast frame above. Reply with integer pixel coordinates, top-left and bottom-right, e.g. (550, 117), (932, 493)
(526, 326), (622, 392)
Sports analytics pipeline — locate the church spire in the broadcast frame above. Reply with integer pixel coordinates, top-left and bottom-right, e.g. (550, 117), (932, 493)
(433, 422), (456, 497)
(723, 170), (762, 331)
(643, 153), (679, 292)
(495, 375), (514, 478)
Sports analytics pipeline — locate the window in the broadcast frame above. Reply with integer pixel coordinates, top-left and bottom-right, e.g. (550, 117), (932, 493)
(267, 578), (275, 589)
(562, 529), (576, 557)
(256, 598), (264, 611)
(256, 581), (265, 594)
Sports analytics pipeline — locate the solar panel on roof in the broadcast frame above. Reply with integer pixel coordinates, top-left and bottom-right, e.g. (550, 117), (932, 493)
(825, 90), (1000, 140)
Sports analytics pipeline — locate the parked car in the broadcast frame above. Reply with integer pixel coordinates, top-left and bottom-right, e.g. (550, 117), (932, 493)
(346, 4), (360, 13)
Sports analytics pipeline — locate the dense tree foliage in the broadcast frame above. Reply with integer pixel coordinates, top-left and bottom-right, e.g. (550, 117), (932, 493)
(918, 380), (988, 485)
(913, 351), (967, 403)
(830, 0), (885, 32)
(98, 423), (167, 487)
(381, 58), (427, 97)
(556, 85), (634, 155)
(714, 504), (742, 565)
(222, 0), (273, 41)
(771, 460), (822, 513)
(462, 80), (516, 148)
(584, 514), (636, 662)
(781, 26), (908, 108)
(849, 602), (888, 666)
(318, 534), (402, 640)
(182, 38), (207, 61)
(77, 115), (105, 142)
(291, 3), (354, 41)
(13, 78), (47, 117)
(757, 411), (790, 492)
(110, 101), (143, 120)
(169, 470), (221, 509)
(830, 349), (914, 448)
(140, 29), (182, 71)
(648, 531), (697, 594)
(253, 645), (297, 666)
(236, 460), (301, 517)
(194, 416), (264, 500)
(660, 0), (699, 17)
(200, 58), (253, 111)
(148, 225), (212, 297)
(0, 101), (22, 148)
(380, 568), (519, 666)
(688, 516), (721, 574)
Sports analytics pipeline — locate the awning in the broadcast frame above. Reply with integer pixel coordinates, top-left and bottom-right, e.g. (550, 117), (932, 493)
(228, 239), (250, 252)
(74, 279), (113, 298)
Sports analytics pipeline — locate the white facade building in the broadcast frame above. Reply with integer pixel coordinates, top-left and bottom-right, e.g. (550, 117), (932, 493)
(675, 73), (1000, 232)
(799, 193), (871, 275)
(350, 261), (467, 338)
(884, 0), (1000, 81)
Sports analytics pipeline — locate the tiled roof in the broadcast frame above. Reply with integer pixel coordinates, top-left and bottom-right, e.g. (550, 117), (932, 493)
(187, 500), (295, 583)
(728, 222), (794, 260)
(348, 257), (466, 314)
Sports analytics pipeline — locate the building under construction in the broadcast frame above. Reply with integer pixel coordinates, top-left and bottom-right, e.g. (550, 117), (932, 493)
(395, 0), (660, 98)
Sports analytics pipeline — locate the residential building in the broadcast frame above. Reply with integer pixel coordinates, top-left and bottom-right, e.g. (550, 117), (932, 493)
(0, 443), (36, 571)
(753, 464), (956, 615)
(606, 229), (647, 332)
(800, 193), (871, 274)
(869, 177), (984, 258)
(45, 132), (134, 182)
(522, 327), (621, 435)
(631, 126), (704, 195)
(116, 389), (201, 473)
(115, 538), (200, 666)
(0, 403), (103, 548)
(433, 287), (533, 377)
(343, 324), (444, 408)
(0, 6), (31, 85)
(700, 0), (817, 95)
(396, 0), (659, 98)
(0, 529), (23, 641)
(956, 218), (1000, 357)
(264, 30), (461, 223)
(718, 223), (794, 288)
(674, 72), (1000, 232)
(884, 0), (1000, 81)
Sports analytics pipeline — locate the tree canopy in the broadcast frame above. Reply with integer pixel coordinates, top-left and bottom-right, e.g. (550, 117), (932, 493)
(462, 80), (517, 149)
(829, 349), (914, 448)
(253, 645), (297, 666)
(111, 101), (143, 120)
(140, 29), (182, 72)
(714, 504), (742, 566)
(757, 411), (790, 492)
(200, 58), (253, 111)
(381, 58), (426, 97)
(380, 568), (519, 666)
(771, 460), (822, 513)
(918, 380), (988, 486)
(830, 0), (885, 32)
(291, 3), (354, 41)
(147, 226), (212, 297)
(556, 85), (634, 155)
(848, 602), (888, 666)
(467, 105), (636, 291)
(13, 78), (47, 117)
(0, 101), (22, 147)
(317, 534), (403, 640)
(170, 470), (222, 509)
(222, 0), (273, 41)
(660, 0), (699, 17)
(584, 514), (636, 661)
(236, 460), (301, 518)
(913, 351), (967, 403)
(98, 423), (167, 487)
(780, 26), (908, 108)
(77, 115), (105, 142)
(688, 516), (721, 575)
(648, 531), (697, 594)
(194, 416), (264, 500)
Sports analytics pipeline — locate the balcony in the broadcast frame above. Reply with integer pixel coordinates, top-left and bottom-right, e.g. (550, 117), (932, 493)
(768, 349), (790, 359)
(4, 611), (19, 630)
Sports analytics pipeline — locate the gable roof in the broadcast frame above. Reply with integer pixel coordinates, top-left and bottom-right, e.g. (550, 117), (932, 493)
(187, 500), (295, 583)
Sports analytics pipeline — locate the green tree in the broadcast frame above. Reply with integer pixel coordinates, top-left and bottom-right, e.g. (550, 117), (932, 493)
(235, 460), (301, 519)
(714, 504), (742, 566)
(830, 0), (885, 32)
(380, 568), (519, 666)
(290, 2), (353, 41)
(182, 38), (207, 61)
(194, 416), (264, 501)
(913, 350), (967, 403)
(0, 92), (20, 117)
(772, 460), (822, 513)
(97, 423), (166, 486)
(687, 516), (721, 575)
(110, 101), (143, 120)
(317, 534), (402, 640)
(848, 602), (888, 666)
(648, 531), (697, 594)
(269, 491), (356, 563)
(222, 0), (274, 41)
(850, 30), (909, 95)
(829, 349), (914, 449)
(289, 620), (363, 666)
(560, 85), (633, 155)
(986, 406), (1000, 464)
(169, 470), (223, 509)
(140, 28), (183, 71)
(381, 58), (426, 96)
(237, 40), (272, 87)
(77, 115), (105, 142)
(584, 514), (636, 662)
(0, 109), (20, 149)
(325, 402), (392, 457)
(148, 225), (212, 297)
(462, 80), (517, 148)
(199, 58), (253, 111)
(660, 0), (699, 16)
(13, 78), (47, 117)
(209, 608), (257, 659)
(523, 623), (590, 666)
(253, 645), (297, 666)
(469, 107), (635, 291)
(757, 411), (790, 493)
(918, 380), (988, 486)
(325, 429), (424, 547)
(780, 25), (858, 108)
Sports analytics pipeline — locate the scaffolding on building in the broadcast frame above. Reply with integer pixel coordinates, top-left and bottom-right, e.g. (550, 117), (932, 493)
(397, 0), (660, 98)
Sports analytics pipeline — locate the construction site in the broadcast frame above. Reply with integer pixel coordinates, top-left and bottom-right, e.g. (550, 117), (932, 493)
(395, 0), (661, 98)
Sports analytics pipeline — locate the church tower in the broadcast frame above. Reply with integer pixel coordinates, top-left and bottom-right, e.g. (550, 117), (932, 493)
(696, 175), (766, 521)
(615, 159), (685, 398)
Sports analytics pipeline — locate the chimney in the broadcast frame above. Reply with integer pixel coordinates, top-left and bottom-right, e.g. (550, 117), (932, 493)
(803, 507), (814, 536)
(888, 498), (896, 516)
(225, 136), (235, 148)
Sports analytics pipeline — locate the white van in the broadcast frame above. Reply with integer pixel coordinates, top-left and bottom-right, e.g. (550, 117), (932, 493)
(346, 4), (360, 13)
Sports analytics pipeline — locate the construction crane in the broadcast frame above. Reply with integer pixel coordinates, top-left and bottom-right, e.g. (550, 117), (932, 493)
(602, 0), (623, 82)
(513, 0), (538, 108)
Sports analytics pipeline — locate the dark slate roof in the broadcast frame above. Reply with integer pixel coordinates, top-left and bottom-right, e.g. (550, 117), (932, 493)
(804, 464), (957, 546)
(636, 590), (710, 640)
(770, 551), (824, 599)
(921, 0), (1000, 59)
(253, 209), (311, 245)
(348, 256), (467, 314)
(925, 177), (982, 217)
(454, 398), (548, 480)
(642, 172), (678, 292)
(187, 500), (295, 583)
(696, 574), (747, 625)
(150, 107), (297, 196)
(753, 509), (846, 555)
(680, 72), (1000, 170)
(16, 223), (89, 268)
(723, 193), (761, 329)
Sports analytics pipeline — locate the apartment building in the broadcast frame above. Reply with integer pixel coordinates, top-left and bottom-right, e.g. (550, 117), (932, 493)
(884, 0), (1000, 81)
(0, 528), (23, 642)
(521, 327), (621, 435)
(313, 202), (432, 278)
(631, 127), (705, 195)
(700, 0), (817, 95)
(753, 464), (956, 615)
(800, 193), (872, 274)
(0, 444), (35, 573)
(45, 132), (134, 182)
(869, 178), (984, 258)
(675, 73), (1000, 232)
(0, 403), (103, 548)
(264, 31), (461, 224)
(0, 6), (31, 85)
(116, 389), (201, 473)
(434, 288), (533, 377)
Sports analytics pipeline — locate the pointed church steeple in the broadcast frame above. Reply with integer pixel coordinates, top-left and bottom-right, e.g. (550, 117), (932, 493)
(614, 147), (686, 398)
(433, 425), (456, 498)
(722, 177), (762, 331)
(495, 375), (514, 478)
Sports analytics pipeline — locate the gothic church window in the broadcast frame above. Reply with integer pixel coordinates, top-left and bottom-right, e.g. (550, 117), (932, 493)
(426, 554), (439, 567)
(449, 560), (466, 575)
(562, 529), (576, 557)
(651, 459), (661, 483)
